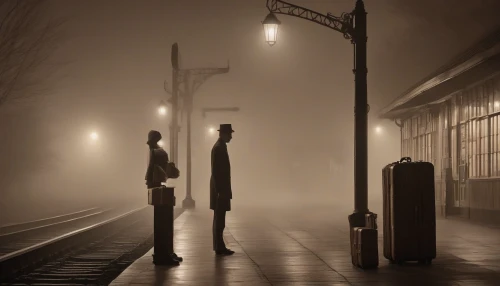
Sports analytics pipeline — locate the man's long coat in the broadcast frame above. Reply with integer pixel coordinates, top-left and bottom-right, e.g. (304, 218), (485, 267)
(210, 138), (232, 211)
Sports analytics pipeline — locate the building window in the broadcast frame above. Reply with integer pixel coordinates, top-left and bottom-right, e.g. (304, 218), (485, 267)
(467, 88), (479, 178)
(479, 118), (489, 177)
(408, 112), (437, 164)
(494, 78), (500, 113)
(402, 119), (411, 157)
(412, 117), (418, 160)
(491, 114), (500, 177)
(462, 76), (500, 178)
(461, 92), (468, 122)
(441, 105), (450, 170)
(451, 97), (459, 178)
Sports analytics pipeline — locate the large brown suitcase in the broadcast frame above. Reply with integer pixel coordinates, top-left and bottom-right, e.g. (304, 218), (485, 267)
(352, 227), (379, 269)
(382, 157), (436, 264)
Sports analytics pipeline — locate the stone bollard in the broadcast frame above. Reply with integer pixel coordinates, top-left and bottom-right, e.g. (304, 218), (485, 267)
(148, 186), (183, 265)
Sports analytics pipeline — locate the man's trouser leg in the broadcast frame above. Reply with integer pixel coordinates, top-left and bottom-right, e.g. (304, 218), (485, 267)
(212, 210), (216, 251)
(213, 208), (226, 251)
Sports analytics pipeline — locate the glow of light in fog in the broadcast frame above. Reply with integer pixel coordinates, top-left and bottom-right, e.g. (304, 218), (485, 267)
(208, 126), (216, 135)
(158, 140), (164, 147)
(90, 131), (99, 141)
(375, 126), (382, 134)
(158, 106), (167, 116)
(495, 101), (500, 108)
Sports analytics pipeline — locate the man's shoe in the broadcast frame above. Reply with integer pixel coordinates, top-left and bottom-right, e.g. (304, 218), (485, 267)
(215, 249), (235, 255)
(172, 253), (183, 262)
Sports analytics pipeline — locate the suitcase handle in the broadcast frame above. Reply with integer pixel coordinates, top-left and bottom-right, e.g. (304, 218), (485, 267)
(400, 157), (412, 163)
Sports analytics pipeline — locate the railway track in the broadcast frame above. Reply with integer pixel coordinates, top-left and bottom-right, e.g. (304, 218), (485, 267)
(0, 208), (102, 235)
(0, 206), (184, 285)
(0, 207), (120, 257)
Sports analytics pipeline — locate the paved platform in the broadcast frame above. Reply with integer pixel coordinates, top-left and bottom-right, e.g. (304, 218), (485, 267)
(111, 206), (500, 285)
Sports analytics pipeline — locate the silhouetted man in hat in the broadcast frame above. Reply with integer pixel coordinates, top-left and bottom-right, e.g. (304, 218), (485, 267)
(210, 124), (235, 255)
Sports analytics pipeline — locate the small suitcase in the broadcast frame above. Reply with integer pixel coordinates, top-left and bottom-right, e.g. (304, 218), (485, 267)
(382, 157), (436, 264)
(352, 227), (379, 269)
(365, 213), (378, 229)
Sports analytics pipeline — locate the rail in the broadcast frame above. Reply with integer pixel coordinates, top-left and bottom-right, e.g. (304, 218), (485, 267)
(0, 207), (100, 235)
(0, 205), (153, 281)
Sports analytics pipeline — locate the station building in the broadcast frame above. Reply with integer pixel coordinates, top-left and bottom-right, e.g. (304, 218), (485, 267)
(380, 28), (500, 223)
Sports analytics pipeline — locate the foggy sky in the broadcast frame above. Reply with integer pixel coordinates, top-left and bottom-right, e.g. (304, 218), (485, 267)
(1, 0), (499, 224)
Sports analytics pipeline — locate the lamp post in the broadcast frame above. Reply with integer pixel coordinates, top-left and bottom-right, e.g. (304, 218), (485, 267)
(164, 65), (230, 209)
(171, 43), (181, 164)
(262, 0), (374, 241)
(183, 74), (195, 209)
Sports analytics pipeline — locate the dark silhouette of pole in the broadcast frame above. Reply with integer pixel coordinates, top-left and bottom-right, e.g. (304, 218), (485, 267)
(185, 108), (193, 202)
(353, 0), (368, 215)
(264, 0), (372, 219)
(170, 43), (180, 164)
(183, 73), (195, 208)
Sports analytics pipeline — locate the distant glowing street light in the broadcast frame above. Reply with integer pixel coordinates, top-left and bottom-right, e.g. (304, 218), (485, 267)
(207, 126), (216, 135)
(158, 100), (168, 116)
(158, 140), (164, 147)
(374, 126), (382, 135)
(158, 105), (167, 116)
(89, 131), (99, 141)
(495, 101), (500, 108)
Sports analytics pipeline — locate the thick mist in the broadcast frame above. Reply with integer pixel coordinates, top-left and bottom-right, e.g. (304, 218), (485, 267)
(1, 0), (499, 225)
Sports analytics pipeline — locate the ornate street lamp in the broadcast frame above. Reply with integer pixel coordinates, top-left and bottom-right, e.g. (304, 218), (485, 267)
(261, 0), (375, 267)
(262, 12), (281, 46)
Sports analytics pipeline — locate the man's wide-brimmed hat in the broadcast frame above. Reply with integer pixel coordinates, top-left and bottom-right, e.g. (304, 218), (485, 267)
(218, 124), (234, 133)
(147, 130), (162, 145)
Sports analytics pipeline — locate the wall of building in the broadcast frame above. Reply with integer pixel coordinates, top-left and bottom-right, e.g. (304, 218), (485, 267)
(400, 73), (500, 223)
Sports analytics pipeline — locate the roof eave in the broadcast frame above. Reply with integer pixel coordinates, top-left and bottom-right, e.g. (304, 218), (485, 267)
(379, 41), (500, 118)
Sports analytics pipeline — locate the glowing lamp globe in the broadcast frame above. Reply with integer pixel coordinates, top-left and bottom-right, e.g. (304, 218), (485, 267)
(90, 132), (99, 141)
(158, 100), (169, 116)
(262, 12), (281, 46)
(159, 106), (167, 115)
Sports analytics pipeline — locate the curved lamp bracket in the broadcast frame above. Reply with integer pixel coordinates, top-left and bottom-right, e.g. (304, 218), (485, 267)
(266, 0), (355, 41)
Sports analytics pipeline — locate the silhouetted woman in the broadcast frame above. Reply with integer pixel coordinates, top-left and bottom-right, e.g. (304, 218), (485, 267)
(145, 130), (169, 188)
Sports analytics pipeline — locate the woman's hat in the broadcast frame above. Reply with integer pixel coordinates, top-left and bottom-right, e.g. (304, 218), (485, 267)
(147, 130), (162, 144)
